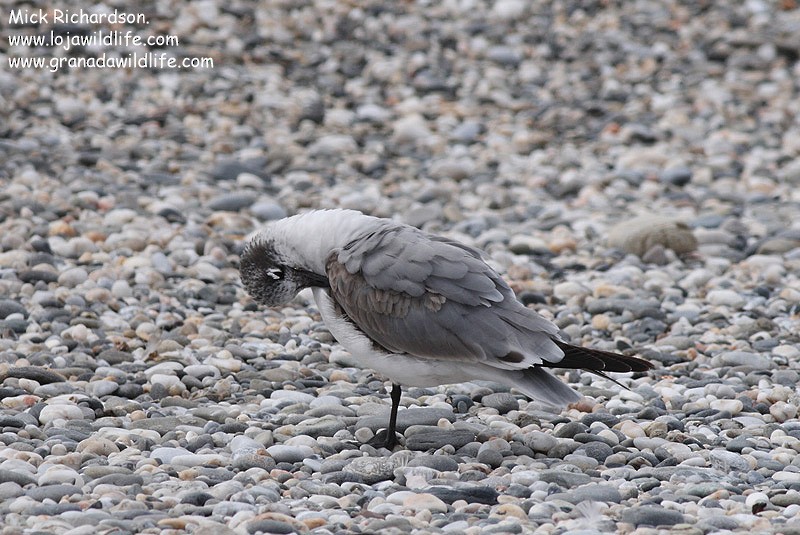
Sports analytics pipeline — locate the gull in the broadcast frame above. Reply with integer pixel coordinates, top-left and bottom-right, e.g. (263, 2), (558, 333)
(240, 209), (653, 449)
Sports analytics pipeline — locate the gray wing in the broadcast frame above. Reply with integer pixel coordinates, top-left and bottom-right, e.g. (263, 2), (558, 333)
(327, 223), (565, 369)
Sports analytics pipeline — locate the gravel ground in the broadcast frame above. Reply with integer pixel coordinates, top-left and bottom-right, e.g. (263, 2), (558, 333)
(2, 0), (800, 534)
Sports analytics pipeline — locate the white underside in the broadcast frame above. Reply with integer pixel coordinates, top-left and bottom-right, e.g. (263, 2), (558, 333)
(312, 288), (529, 388)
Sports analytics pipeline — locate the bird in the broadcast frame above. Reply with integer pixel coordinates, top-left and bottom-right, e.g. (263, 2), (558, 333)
(239, 209), (653, 449)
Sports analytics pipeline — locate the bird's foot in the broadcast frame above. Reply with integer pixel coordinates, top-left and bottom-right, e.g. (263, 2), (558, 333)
(367, 429), (402, 450)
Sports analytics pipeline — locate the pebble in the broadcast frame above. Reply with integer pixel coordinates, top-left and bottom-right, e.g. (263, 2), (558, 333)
(344, 457), (396, 484)
(38, 404), (86, 424)
(706, 289), (746, 307)
(480, 392), (518, 413)
(266, 445), (315, 464)
(608, 216), (698, 257)
(622, 507), (685, 527)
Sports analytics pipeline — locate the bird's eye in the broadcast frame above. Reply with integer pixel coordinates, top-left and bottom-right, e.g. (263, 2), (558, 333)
(266, 267), (283, 280)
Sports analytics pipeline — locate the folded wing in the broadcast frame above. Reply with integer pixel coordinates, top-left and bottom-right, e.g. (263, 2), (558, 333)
(326, 224), (566, 370)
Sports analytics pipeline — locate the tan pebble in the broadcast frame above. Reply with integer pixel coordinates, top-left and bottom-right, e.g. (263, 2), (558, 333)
(157, 518), (189, 529)
(84, 287), (113, 303)
(85, 230), (107, 243)
(616, 420), (646, 438)
(569, 397), (596, 413)
(591, 314), (611, 330)
(403, 493), (448, 513)
(490, 503), (527, 520)
(1, 394), (41, 409)
(178, 468), (199, 480)
(302, 518), (327, 529)
(779, 288), (800, 303)
(251, 512), (299, 526)
(592, 283), (628, 298)
(705, 489), (730, 500)
(49, 220), (77, 237)
(437, 418), (454, 430)
(507, 264), (534, 281)
(608, 216), (697, 257)
(77, 437), (120, 456)
(156, 340), (183, 354)
(548, 236), (578, 254)
(327, 370), (351, 382)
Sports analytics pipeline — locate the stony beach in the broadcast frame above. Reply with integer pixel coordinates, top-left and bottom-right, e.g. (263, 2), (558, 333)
(2, 0), (800, 533)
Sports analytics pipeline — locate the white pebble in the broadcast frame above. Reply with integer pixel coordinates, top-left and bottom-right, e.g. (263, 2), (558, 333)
(710, 399), (743, 415)
(552, 281), (589, 300)
(38, 466), (83, 486)
(57, 267), (88, 287)
(38, 404), (85, 425)
(706, 289), (746, 307)
(270, 390), (315, 404)
(111, 279), (133, 298)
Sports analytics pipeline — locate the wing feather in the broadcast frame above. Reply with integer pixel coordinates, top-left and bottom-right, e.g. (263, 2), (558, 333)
(327, 224), (565, 370)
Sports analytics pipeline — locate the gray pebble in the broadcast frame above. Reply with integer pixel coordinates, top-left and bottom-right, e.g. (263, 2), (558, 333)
(344, 457), (396, 484)
(26, 484), (82, 502)
(0, 299), (26, 319)
(57, 267), (89, 287)
(207, 192), (257, 212)
(477, 448), (504, 468)
(408, 455), (459, 472)
(538, 470), (592, 488)
(427, 485), (499, 505)
(480, 392), (519, 413)
(575, 441), (614, 462)
(660, 166), (693, 186)
(210, 160), (267, 181)
(232, 450), (277, 471)
(356, 408), (455, 434)
(266, 445), (314, 464)
(622, 506), (685, 527)
(294, 417), (346, 438)
(245, 519), (295, 534)
(709, 449), (750, 472)
(250, 201), (287, 221)
(0, 481), (23, 500)
(726, 435), (755, 453)
(129, 416), (206, 434)
(524, 431), (558, 453)
(406, 429), (476, 451)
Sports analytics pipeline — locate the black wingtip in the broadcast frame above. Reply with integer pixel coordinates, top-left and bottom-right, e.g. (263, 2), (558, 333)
(549, 339), (654, 373)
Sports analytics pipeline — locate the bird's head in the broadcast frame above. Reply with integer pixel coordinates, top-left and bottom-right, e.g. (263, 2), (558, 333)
(239, 235), (329, 307)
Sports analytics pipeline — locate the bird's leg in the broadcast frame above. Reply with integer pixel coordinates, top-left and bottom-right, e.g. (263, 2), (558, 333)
(367, 383), (402, 449)
(384, 383), (402, 448)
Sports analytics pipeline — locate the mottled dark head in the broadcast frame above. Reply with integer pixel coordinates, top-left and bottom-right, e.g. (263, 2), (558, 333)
(239, 237), (329, 307)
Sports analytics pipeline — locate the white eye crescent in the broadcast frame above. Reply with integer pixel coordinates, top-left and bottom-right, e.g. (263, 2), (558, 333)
(266, 268), (282, 280)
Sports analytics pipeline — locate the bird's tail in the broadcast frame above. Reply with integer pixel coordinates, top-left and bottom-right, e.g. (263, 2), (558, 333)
(548, 339), (653, 373)
(506, 341), (653, 406)
(542, 339), (653, 389)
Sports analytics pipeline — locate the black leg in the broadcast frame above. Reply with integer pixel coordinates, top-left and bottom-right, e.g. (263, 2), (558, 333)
(383, 383), (402, 449)
(366, 383), (403, 449)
